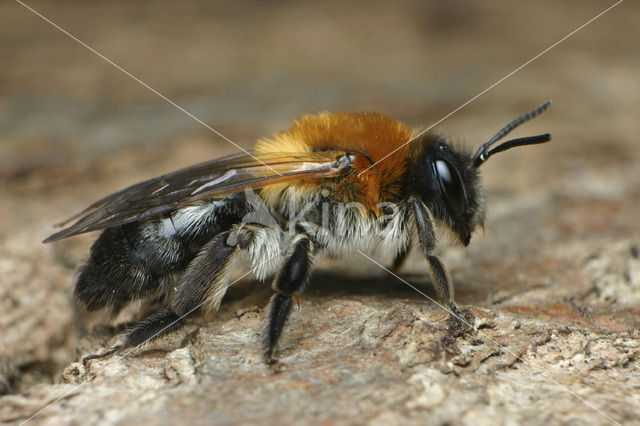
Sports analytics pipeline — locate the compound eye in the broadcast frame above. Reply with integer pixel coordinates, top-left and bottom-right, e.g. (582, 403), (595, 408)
(434, 160), (466, 217)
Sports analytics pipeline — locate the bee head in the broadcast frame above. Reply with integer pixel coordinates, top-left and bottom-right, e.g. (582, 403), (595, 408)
(408, 101), (552, 246)
(408, 137), (485, 246)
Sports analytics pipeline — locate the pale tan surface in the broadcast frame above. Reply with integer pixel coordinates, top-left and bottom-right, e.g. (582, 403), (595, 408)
(1, 1), (639, 425)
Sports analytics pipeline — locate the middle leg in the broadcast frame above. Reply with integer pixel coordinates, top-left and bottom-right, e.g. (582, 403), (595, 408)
(264, 235), (314, 363)
(391, 246), (411, 273)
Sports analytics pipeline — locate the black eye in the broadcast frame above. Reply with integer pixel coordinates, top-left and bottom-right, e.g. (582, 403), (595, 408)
(434, 160), (466, 217)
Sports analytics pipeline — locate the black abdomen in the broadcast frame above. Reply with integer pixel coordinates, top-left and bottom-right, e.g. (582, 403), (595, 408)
(75, 198), (244, 314)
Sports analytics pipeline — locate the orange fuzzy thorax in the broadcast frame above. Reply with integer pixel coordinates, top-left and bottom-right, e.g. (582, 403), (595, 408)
(255, 112), (413, 210)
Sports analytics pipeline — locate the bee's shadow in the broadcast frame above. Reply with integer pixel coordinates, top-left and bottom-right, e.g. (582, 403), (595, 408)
(224, 270), (443, 306)
(312, 271), (434, 298)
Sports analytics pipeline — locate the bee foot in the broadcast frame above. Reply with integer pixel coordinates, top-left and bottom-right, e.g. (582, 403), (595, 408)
(264, 348), (277, 365)
(447, 304), (475, 337)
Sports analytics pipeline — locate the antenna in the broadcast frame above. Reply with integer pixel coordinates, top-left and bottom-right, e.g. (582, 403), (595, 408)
(473, 101), (552, 168)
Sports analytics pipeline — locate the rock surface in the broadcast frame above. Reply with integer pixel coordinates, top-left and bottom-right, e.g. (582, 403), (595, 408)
(1, 1), (639, 425)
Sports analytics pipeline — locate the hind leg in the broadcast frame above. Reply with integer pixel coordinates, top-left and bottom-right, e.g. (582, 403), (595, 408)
(84, 230), (239, 363)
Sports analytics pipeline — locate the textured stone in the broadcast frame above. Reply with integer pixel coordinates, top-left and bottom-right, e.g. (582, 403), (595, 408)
(1, 1), (639, 425)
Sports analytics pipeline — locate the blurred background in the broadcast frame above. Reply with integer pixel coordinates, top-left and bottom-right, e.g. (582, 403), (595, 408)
(1, 0), (638, 407)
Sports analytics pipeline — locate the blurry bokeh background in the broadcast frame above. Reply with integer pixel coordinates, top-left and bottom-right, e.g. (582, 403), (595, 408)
(1, 0), (639, 423)
(3, 1), (637, 171)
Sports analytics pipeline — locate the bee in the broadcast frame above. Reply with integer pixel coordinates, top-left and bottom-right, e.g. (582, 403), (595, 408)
(45, 101), (552, 364)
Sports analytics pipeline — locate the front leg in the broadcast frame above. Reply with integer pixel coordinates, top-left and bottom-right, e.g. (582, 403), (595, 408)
(409, 197), (466, 323)
(264, 235), (314, 363)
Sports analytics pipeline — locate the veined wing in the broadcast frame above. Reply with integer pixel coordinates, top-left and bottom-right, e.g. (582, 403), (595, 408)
(44, 150), (354, 242)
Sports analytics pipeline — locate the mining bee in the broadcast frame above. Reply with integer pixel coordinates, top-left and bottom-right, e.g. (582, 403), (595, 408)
(45, 101), (552, 363)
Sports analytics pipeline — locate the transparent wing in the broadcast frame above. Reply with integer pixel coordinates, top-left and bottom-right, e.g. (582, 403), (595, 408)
(44, 150), (353, 242)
